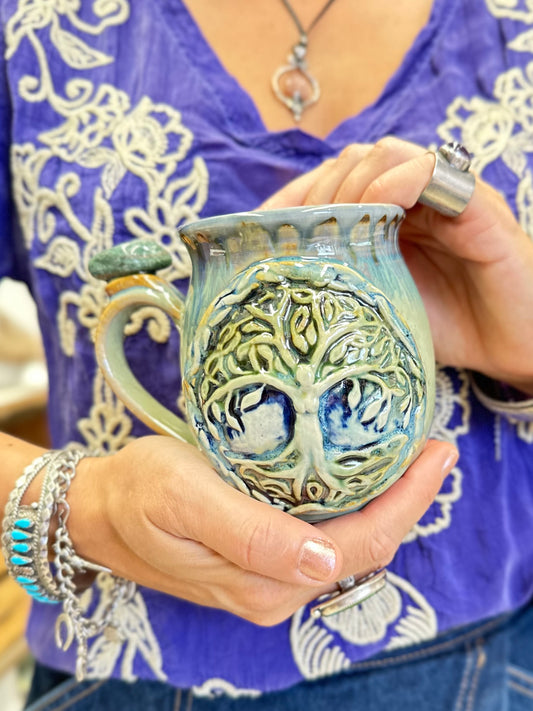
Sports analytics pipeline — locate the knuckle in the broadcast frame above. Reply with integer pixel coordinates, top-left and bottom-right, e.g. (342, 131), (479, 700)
(363, 175), (388, 202)
(494, 188), (509, 210)
(240, 516), (275, 571)
(419, 476), (441, 511)
(373, 135), (400, 156)
(149, 480), (187, 537)
(338, 143), (361, 164)
(306, 185), (325, 205)
(365, 527), (397, 570)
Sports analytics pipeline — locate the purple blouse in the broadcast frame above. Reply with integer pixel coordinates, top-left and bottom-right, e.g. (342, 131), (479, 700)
(1, 0), (533, 696)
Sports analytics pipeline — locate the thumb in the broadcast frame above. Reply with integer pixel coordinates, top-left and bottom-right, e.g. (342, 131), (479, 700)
(183, 475), (343, 587)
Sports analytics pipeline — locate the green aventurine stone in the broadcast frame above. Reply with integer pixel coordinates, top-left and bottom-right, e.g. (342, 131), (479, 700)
(88, 240), (172, 281)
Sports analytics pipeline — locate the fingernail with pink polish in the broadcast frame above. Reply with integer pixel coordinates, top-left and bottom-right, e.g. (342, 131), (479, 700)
(298, 538), (337, 582)
(442, 448), (459, 474)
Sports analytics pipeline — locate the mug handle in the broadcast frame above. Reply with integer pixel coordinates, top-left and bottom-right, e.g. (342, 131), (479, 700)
(94, 273), (196, 445)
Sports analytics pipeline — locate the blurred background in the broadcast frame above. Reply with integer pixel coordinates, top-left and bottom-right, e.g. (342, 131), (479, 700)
(0, 278), (49, 711)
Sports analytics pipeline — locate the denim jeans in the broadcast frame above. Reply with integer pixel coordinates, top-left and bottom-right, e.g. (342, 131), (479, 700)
(25, 603), (533, 711)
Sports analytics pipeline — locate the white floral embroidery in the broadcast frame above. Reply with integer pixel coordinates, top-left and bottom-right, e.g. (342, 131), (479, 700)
(8, 0), (532, 688)
(76, 369), (133, 454)
(9, 2), (208, 375)
(485, 0), (533, 23)
(7, 1), (129, 110)
(322, 580), (403, 646)
(403, 368), (470, 542)
(39, 84), (131, 164)
(516, 421), (533, 442)
(438, 2), (533, 444)
(382, 574), (438, 652)
(124, 156), (209, 281)
(192, 679), (262, 699)
(290, 613), (351, 680)
(290, 1), (533, 671)
(11, 143), (53, 247)
(516, 169), (533, 234)
(83, 575), (167, 683)
(6, 0), (130, 62)
(113, 97), (193, 196)
(8, 0), (209, 681)
(438, 97), (514, 175)
(290, 572), (436, 680)
(509, 28), (533, 52)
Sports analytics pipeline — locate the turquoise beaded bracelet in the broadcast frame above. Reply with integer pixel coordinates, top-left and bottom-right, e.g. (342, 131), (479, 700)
(1, 451), (61, 603)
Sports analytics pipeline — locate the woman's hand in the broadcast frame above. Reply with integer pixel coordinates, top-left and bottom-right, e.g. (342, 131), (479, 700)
(68, 435), (457, 626)
(262, 137), (533, 393)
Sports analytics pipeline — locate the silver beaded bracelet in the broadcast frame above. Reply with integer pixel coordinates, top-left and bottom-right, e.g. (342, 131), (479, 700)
(2, 448), (136, 680)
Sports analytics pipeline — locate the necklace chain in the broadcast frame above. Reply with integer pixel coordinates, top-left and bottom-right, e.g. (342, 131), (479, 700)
(279, 0), (338, 41)
(272, 0), (340, 121)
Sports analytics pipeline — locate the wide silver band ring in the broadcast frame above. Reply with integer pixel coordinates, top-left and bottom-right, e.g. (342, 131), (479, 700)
(418, 142), (475, 217)
(310, 569), (387, 619)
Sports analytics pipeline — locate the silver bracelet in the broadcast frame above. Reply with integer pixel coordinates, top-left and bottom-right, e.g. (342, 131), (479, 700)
(3, 448), (136, 680)
(46, 449), (135, 681)
(1, 451), (60, 603)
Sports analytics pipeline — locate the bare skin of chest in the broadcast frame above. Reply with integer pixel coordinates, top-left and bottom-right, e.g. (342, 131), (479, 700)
(183, 0), (433, 138)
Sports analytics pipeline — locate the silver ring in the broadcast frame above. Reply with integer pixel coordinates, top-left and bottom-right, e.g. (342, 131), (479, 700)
(418, 142), (475, 217)
(309, 569), (387, 619)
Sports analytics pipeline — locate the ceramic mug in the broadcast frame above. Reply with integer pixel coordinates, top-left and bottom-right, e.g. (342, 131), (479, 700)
(90, 204), (435, 521)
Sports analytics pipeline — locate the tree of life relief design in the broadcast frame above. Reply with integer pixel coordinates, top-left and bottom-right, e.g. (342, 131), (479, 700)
(187, 259), (428, 521)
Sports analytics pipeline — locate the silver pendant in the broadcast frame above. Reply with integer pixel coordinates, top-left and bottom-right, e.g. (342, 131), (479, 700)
(271, 40), (320, 121)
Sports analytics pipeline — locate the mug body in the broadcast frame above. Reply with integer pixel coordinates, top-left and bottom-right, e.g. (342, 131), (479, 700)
(179, 204), (435, 521)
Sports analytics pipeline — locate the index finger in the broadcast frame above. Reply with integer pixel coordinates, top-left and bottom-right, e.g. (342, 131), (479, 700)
(259, 143), (372, 210)
(259, 161), (333, 210)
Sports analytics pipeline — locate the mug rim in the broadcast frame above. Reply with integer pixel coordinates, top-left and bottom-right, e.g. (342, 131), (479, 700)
(179, 203), (405, 241)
